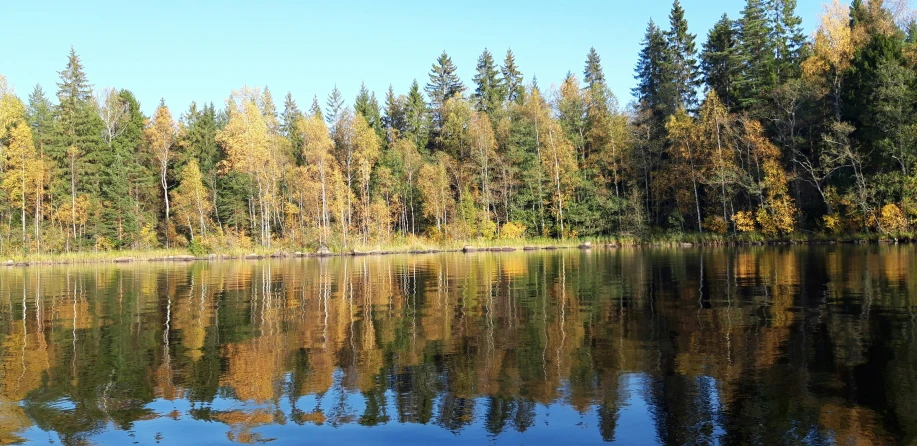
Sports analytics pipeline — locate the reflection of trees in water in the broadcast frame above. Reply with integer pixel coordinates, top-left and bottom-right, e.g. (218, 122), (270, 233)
(0, 247), (915, 443)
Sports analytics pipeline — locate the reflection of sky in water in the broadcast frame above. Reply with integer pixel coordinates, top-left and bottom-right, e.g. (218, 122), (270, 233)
(18, 373), (663, 445)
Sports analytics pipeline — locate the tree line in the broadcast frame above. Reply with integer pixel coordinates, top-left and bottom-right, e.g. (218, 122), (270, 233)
(1, 0), (916, 254)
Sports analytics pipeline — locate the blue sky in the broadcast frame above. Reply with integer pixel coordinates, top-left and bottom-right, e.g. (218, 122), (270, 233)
(1, 0), (825, 116)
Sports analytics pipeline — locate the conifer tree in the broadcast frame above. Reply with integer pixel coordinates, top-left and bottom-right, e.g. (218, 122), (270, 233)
(383, 85), (405, 143)
(99, 90), (144, 247)
(309, 95), (323, 120)
(325, 86), (345, 130)
(354, 82), (383, 139)
(501, 49), (525, 104)
(52, 47), (103, 243)
(766, 0), (807, 82)
(664, 0), (701, 111)
(734, 0), (775, 109)
(702, 14), (739, 109)
(473, 48), (505, 115)
(426, 51), (465, 133)
(281, 92), (302, 138)
(633, 20), (670, 115)
(404, 80), (429, 150)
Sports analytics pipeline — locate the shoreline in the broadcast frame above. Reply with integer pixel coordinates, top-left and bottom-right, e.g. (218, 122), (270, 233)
(2, 234), (911, 268)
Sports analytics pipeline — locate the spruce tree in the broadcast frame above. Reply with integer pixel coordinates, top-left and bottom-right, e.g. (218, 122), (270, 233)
(633, 20), (670, 115)
(354, 82), (383, 138)
(426, 51), (465, 132)
(282, 93), (304, 161)
(383, 85), (405, 142)
(309, 95), (323, 120)
(701, 14), (739, 109)
(27, 85), (54, 156)
(101, 90), (144, 247)
(473, 48), (505, 114)
(325, 86), (345, 127)
(584, 48), (607, 92)
(734, 0), (775, 110)
(766, 0), (806, 83)
(281, 92), (302, 138)
(52, 47), (104, 244)
(501, 48), (524, 104)
(404, 80), (429, 151)
(665, 0), (701, 112)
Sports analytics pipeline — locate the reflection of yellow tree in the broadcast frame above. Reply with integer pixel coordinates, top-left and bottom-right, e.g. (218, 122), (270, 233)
(0, 315), (50, 443)
(222, 335), (287, 403)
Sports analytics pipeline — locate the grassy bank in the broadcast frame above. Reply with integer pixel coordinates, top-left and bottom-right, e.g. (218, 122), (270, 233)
(3, 232), (913, 266)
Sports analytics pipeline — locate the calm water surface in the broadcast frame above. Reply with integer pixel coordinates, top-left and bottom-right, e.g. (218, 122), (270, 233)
(1, 246), (916, 445)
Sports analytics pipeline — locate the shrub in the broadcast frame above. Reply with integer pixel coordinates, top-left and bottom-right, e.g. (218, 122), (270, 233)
(702, 216), (728, 234)
(500, 222), (526, 239)
(880, 203), (908, 233)
(732, 211), (756, 233)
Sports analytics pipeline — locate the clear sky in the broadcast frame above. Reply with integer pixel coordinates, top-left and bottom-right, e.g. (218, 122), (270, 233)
(1, 0), (826, 116)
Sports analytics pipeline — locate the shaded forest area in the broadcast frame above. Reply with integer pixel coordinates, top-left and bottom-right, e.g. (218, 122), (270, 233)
(1, 0), (916, 255)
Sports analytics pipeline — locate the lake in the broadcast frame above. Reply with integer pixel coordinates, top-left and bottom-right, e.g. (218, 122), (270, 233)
(1, 246), (915, 445)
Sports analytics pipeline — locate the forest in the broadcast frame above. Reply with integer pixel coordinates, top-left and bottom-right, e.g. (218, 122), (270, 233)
(1, 0), (916, 255)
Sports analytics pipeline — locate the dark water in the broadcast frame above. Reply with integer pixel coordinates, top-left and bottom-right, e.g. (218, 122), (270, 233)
(1, 246), (915, 445)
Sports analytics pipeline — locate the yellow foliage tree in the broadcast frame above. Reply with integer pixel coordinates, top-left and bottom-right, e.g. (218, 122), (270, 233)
(879, 203), (908, 233)
(296, 114), (338, 244)
(171, 159), (212, 242)
(217, 87), (276, 247)
(144, 103), (177, 246)
(802, 0), (854, 118)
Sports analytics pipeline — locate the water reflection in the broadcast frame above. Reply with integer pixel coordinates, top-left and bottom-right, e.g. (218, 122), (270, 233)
(0, 246), (915, 445)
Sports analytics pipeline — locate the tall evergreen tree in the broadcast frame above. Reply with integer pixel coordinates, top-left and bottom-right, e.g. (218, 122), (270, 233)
(354, 82), (384, 139)
(765, 0), (807, 83)
(701, 14), (739, 109)
(405, 80), (430, 151)
(501, 48), (525, 104)
(282, 93), (304, 161)
(325, 86), (345, 128)
(473, 48), (505, 115)
(734, 0), (775, 109)
(664, 0), (701, 111)
(383, 85), (405, 143)
(27, 85), (54, 156)
(100, 90), (144, 247)
(52, 47), (104, 244)
(426, 51), (465, 132)
(633, 20), (670, 115)
(309, 95), (323, 119)
(281, 92), (302, 138)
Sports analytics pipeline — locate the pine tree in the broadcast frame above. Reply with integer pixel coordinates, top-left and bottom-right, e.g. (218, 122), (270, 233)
(501, 49), (524, 104)
(665, 0), (701, 111)
(473, 48), (505, 115)
(702, 14), (739, 109)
